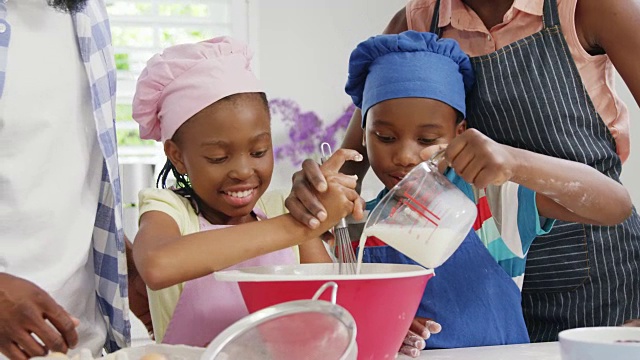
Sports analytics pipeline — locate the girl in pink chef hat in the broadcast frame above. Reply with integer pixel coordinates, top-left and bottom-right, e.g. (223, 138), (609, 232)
(131, 36), (364, 346)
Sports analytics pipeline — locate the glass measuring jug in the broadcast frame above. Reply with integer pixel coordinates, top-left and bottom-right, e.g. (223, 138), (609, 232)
(359, 150), (477, 269)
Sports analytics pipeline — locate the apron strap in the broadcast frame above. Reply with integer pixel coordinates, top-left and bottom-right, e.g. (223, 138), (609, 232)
(429, 0), (442, 36)
(542, 0), (561, 29)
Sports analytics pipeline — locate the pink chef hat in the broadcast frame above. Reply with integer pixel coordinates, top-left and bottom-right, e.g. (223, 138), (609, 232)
(132, 36), (264, 142)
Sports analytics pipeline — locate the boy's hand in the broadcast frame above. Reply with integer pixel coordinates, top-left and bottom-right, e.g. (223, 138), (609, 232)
(399, 317), (442, 358)
(314, 149), (366, 226)
(442, 129), (517, 189)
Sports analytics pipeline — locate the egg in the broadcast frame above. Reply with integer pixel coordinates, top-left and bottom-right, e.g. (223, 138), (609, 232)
(139, 353), (168, 360)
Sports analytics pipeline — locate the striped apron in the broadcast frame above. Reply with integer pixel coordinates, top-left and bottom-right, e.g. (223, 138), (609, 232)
(429, 0), (640, 342)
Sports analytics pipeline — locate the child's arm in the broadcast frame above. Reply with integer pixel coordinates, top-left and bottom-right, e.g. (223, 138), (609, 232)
(134, 150), (362, 290)
(298, 238), (333, 263)
(135, 212), (335, 289)
(438, 129), (632, 226)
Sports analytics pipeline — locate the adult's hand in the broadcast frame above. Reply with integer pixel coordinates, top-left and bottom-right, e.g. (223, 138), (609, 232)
(622, 319), (640, 327)
(125, 238), (153, 338)
(0, 273), (78, 360)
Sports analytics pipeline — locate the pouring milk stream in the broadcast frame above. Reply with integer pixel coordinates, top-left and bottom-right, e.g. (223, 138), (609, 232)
(355, 150), (477, 274)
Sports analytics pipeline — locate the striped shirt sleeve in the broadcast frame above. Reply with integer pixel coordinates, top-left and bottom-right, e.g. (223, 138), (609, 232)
(482, 182), (554, 288)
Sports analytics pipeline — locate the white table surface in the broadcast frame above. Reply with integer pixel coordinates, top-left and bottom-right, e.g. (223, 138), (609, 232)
(398, 342), (561, 360)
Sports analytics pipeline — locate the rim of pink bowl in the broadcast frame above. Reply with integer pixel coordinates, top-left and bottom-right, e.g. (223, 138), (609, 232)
(214, 263), (434, 282)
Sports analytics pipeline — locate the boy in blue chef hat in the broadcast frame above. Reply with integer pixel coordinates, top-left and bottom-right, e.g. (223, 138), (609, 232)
(346, 31), (631, 356)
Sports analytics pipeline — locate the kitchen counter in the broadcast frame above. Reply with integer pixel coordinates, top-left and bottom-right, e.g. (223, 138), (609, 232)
(398, 342), (561, 360)
(90, 341), (561, 360)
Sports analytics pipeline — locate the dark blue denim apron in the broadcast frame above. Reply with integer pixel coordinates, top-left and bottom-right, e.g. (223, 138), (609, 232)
(360, 188), (529, 349)
(428, 0), (640, 341)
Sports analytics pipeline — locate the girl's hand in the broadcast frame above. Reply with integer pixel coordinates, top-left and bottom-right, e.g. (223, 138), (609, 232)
(314, 149), (365, 226)
(285, 150), (366, 229)
(442, 129), (517, 189)
(399, 317), (442, 358)
(286, 160), (330, 229)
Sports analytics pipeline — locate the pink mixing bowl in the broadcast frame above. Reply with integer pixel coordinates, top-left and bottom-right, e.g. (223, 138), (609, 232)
(215, 263), (433, 360)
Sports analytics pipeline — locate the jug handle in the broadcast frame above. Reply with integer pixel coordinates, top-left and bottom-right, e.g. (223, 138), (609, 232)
(428, 148), (447, 167)
(312, 281), (338, 304)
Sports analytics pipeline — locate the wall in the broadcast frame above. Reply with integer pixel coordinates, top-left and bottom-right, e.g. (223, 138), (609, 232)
(617, 74), (640, 207)
(254, 0), (407, 199)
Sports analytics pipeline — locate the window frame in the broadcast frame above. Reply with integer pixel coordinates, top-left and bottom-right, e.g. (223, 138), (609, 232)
(107, 0), (250, 161)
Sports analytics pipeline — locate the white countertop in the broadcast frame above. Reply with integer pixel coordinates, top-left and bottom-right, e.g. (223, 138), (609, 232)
(110, 341), (561, 360)
(398, 342), (561, 360)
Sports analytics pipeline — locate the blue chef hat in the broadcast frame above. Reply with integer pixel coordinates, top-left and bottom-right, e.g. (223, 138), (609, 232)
(345, 31), (475, 127)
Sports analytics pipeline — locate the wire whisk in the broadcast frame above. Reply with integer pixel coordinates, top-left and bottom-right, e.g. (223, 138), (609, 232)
(321, 142), (358, 275)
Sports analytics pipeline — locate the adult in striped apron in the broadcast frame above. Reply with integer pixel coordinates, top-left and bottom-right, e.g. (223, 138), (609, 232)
(428, 0), (640, 342)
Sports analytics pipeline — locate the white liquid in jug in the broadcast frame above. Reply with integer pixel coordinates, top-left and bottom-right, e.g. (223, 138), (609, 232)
(356, 224), (458, 273)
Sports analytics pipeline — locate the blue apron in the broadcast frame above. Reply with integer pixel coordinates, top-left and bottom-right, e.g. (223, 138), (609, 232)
(361, 191), (529, 349)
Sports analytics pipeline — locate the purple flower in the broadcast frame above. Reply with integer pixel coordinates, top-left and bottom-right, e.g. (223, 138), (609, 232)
(271, 99), (355, 167)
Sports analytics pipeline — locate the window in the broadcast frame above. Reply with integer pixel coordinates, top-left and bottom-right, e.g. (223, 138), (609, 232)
(106, 0), (248, 160)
